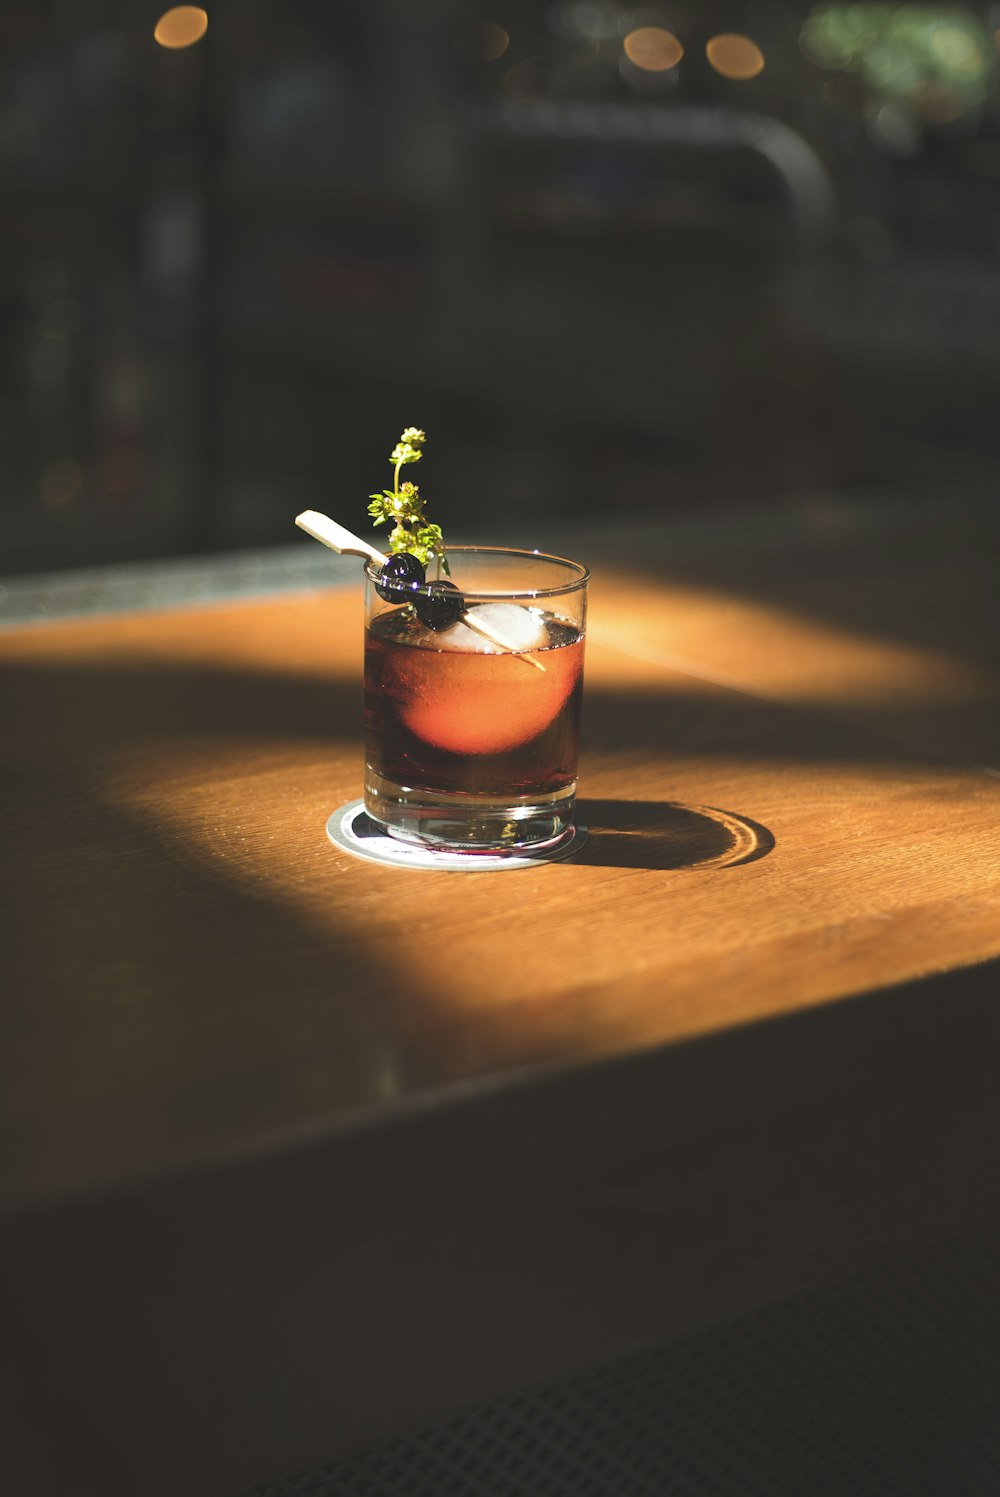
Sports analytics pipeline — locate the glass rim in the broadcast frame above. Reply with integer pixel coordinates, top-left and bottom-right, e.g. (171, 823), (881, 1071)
(364, 545), (590, 601)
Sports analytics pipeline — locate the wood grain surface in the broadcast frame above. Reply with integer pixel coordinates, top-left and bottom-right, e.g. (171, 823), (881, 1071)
(1, 500), (999, 1497)
(2, 513), (998, 1208)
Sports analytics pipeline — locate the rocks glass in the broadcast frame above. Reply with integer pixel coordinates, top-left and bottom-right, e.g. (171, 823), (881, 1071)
(363, 547), (588, 854)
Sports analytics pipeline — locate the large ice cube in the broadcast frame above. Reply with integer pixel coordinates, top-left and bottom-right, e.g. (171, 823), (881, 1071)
(420, 602), (549, 653)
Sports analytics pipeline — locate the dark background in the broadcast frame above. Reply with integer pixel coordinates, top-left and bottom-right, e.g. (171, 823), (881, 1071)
(3, 0), (1000, 575)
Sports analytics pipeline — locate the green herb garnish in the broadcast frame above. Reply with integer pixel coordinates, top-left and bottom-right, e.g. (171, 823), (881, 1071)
(367, 427), (449, 575)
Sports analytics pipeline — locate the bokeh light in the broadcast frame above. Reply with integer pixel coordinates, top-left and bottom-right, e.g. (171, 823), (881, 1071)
(706, 34), (766, 80)
(502, 57), (547, 98)
(547, 1), (621, 42)
(623, 26), (684, 72)
(100, 446), (145, 498)
(39, 460), (82, 508)
(154, 6), (208, 51)
(931, 24), (984, 71)
(478, 22), (510, 62)
(910, 81), (965, 121)
(453, 19), (510, 62)
(800, 3), (995, 124)
(868, 102), (921, 156)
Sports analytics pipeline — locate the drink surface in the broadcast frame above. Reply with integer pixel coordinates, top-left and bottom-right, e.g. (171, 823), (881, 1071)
(365, 606), (584, 797)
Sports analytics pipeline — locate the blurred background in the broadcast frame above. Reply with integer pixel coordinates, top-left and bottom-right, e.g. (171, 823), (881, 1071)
(3, 0), (1000, 575)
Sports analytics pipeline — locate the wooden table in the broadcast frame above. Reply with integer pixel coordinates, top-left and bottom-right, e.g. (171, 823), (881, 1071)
(2, 496), (999, 1497)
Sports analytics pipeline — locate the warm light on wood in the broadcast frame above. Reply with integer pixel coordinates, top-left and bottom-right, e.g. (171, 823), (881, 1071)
(2, 548), (997, 1205)
(154, 5), (208, 50)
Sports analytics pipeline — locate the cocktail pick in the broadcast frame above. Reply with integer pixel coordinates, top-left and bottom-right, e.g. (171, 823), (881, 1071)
(295, 512), (387, 565)
(295, 511), (545, 670)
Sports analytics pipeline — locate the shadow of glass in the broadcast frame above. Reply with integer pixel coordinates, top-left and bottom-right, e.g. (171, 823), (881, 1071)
(574, 800), (775, 871)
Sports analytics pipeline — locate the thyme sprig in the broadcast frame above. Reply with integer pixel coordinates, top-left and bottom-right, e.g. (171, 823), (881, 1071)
(367, 426), (449, 574)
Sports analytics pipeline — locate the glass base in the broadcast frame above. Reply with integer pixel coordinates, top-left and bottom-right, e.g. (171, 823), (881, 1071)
(328, 801), (586, 871)
(364, 769), (577, 853)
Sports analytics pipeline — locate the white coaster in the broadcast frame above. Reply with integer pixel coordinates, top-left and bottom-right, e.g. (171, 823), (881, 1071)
(326, 800), (587, 872)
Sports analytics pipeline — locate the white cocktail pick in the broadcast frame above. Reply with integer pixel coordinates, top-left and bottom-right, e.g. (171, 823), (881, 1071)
(295, 510), (545, 670)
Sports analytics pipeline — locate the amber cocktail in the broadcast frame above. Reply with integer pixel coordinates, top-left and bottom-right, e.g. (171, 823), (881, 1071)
(363, 547), (588, 852)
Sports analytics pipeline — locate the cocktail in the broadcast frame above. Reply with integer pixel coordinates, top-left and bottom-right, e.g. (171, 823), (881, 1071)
(297, 428), (588, 860)
(364, 546), (587, 850)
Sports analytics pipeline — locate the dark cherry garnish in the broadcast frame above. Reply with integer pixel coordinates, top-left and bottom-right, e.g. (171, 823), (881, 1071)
(414, 579), (466, 631)
(375, 551), (426, 603)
